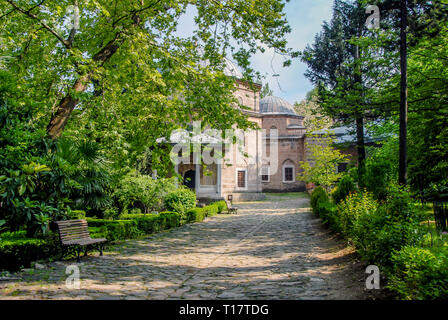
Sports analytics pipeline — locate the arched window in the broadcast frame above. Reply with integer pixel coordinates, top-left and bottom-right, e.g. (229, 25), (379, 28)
(282, 160), (295, 183)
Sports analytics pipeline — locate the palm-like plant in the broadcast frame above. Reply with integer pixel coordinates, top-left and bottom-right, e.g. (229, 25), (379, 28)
(49, 139), (112, 211)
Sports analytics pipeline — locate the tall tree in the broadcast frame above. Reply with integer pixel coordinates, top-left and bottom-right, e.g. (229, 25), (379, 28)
(371, 0), (448, 185)
(302, 0), (379, 187)
(0, 0), (297, 143)
(399, 0), (408, 185)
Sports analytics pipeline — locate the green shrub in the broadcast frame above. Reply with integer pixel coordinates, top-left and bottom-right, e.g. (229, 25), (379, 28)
(332, 175), (356, 204)
(103, 207), (120, 220)
(364, 156), (395, 201)
(204, 203), (219, 217)
(317, 201), (340, 232)
(0, 231), (28, 240)
(310, 187), (329, 214)
(66, 210), (86, 220)
(186, 208), (207, 223)
(338, 191), (377, 239)
(0, 232), (60, 271)
(164, 188), (196, 216)
(86, 218), (142, 241)
(113, 171), (177, 213)
(121, 214), (163, 234)
(388, 246), (448, 300)
(351, 187), (424, 266)
(159, 211), (182, 229)
(117, 212), (182, 234)
(129, 208), (142, 215)
(215, 201), (227, 214)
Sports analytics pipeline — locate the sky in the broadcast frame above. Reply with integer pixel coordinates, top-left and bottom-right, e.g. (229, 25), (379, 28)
(176, 0), (334, 104)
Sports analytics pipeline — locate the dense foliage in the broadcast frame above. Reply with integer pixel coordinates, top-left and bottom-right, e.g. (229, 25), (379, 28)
(163, 188), (197, 217)
(331, 175), (357, 204)
(298, 131), (348, 191)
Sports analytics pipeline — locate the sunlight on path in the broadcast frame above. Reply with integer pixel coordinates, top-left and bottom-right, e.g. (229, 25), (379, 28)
(0, 193), (367, 300)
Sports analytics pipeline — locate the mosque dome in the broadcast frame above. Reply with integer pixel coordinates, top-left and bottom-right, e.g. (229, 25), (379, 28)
(223, 58), (243, 79)
(197, 48), (243, 79)
(259, 96), (297, 116)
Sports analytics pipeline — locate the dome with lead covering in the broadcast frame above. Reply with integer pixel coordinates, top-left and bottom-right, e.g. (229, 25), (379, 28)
(223, 58), (243, 78)
(260, 96), (297, 116)
(197, 49), (243, 79)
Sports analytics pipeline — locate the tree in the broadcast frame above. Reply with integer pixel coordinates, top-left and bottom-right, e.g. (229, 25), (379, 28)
(301, 0), (380, 188)
(298, 130), (348, 192)
(260, 82), (274, 99)
(406, 26), (448, 198)
(398, 0), (408, 186)
(371, 0), (448, 185)
(294, 88), (333, 131)
(0, 0), (297, 143)
(0, 0), (299, 178)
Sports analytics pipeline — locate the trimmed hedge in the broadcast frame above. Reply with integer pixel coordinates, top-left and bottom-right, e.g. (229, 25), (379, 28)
(0, 232), (60, 271)
(86, 218), (142, 241)
(1, 201), (224, 271)
(215, 201), (227, 214)
(119, 211), (181, 233)
(186, 207), (208, 223)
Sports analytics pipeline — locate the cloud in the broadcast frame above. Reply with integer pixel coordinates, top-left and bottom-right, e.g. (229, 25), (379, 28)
(250, 0), (333, 103)
(175, 1), (334, 104)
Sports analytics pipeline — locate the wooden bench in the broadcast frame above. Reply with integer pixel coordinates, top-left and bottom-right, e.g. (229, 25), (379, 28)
(55, 219), (107, 262)
(225, 200), (238, 214)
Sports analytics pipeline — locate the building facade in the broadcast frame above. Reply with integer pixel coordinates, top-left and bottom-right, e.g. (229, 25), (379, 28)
(171, 59), (312, 202)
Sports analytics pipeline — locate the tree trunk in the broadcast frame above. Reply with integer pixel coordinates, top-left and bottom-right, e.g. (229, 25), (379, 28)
(354, 44), (366, 187)
(355, 115), (366, 187)
(46, 38), (120, 139)
(46, 74), (90, 139)
(399, 0), (408, 185)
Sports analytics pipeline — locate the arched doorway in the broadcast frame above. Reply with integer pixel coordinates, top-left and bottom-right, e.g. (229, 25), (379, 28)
(183, 170), (196, 190)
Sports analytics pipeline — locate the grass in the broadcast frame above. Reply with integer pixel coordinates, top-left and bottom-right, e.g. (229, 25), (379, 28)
(417, 202), (448, 249)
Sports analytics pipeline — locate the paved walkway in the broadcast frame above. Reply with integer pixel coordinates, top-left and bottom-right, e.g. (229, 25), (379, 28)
(0, 194), (367, 300)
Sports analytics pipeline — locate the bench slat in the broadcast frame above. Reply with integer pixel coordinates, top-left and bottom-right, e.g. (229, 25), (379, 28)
(55, 219), (107, 246)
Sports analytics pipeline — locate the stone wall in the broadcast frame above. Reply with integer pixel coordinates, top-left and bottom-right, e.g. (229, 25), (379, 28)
(261, 114), (307, 192)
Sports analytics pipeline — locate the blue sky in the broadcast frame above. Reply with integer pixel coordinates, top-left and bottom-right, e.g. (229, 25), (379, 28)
(176, 0), (334, 104)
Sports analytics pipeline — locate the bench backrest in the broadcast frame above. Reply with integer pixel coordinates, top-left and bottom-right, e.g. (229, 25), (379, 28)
(55, 219), (91, 244)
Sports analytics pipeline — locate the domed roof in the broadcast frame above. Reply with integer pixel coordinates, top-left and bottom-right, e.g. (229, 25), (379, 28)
(260, 96), (297, 116)
(197, 51), (243, 79)
(223, 58), (243, 79)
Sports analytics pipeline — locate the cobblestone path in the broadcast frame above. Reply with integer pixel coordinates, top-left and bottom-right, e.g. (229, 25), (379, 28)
(0, 194), (367, 300)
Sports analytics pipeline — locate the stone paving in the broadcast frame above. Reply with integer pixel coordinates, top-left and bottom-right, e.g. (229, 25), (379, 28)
(0, 193), (368, 300)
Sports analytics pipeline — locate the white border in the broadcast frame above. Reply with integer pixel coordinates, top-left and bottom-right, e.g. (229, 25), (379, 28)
(236, 168), (248, 190)
(282, 165), (295, 183)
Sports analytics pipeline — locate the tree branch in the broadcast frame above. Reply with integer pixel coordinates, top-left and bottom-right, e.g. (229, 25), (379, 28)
(6, 0), (70, 49)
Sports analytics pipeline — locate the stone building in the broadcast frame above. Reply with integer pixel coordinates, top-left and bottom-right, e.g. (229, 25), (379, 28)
(260, 96), (307, 193)
(170, 58), (311, 202)
(170, 58), (373, 201)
